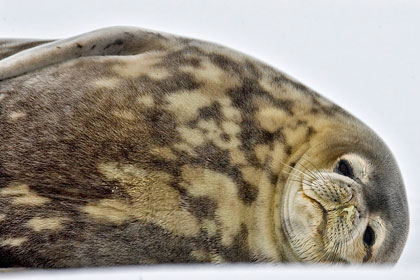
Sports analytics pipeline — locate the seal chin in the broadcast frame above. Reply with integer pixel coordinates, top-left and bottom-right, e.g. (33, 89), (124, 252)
(281, 175), (327, 262)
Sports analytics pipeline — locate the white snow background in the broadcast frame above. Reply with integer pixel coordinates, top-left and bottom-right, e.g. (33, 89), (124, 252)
(0, 0), (419, 278)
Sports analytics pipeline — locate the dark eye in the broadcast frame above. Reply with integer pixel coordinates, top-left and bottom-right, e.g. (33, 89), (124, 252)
(363, 225), (375, 247)
(335, 159), (354, 177)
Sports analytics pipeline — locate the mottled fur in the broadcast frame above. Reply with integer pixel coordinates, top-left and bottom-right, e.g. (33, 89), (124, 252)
(0, 27), (408, 267)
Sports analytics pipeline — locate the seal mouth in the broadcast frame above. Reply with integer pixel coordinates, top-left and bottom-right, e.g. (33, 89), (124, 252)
(301, 187), (328, 234)
(291, 174), (327, 213)
(281, 169), (329, 262)
(300, 189), (326, 212)
(299, 181), (328, 228)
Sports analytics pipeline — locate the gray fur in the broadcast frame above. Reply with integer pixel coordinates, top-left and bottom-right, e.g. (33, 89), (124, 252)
(0, 27), (409, 267)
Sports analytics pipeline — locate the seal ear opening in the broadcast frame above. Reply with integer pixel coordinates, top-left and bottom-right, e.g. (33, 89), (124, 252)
(0, 26), (172, 81)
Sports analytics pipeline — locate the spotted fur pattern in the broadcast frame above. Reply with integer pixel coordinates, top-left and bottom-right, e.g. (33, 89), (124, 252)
(0, 27), (394, 267)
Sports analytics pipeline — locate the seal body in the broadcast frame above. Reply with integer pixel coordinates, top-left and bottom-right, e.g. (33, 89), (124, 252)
(0, 27), (409, 267)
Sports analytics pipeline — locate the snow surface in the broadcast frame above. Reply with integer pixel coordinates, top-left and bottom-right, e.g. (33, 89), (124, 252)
(1, 265), (420, 280)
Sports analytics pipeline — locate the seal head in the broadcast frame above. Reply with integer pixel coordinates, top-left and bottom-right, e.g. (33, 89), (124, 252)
(280, 122), (409, 263)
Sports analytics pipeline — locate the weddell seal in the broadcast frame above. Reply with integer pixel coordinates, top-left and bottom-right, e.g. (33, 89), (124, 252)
(0, 27), (409, 267)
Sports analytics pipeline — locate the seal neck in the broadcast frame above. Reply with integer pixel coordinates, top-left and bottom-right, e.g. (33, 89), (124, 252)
(245, 130), (313, 262)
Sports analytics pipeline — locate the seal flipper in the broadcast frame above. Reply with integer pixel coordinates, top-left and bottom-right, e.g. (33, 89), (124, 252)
(0, 26), (173, 81)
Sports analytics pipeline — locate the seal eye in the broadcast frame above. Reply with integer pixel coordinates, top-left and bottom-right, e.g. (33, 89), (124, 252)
(363, 225), (375, 247)
(335, 159), (354, 177)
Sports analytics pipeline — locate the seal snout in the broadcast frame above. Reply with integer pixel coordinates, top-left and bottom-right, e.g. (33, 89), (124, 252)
(302, 177), (353, 211)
